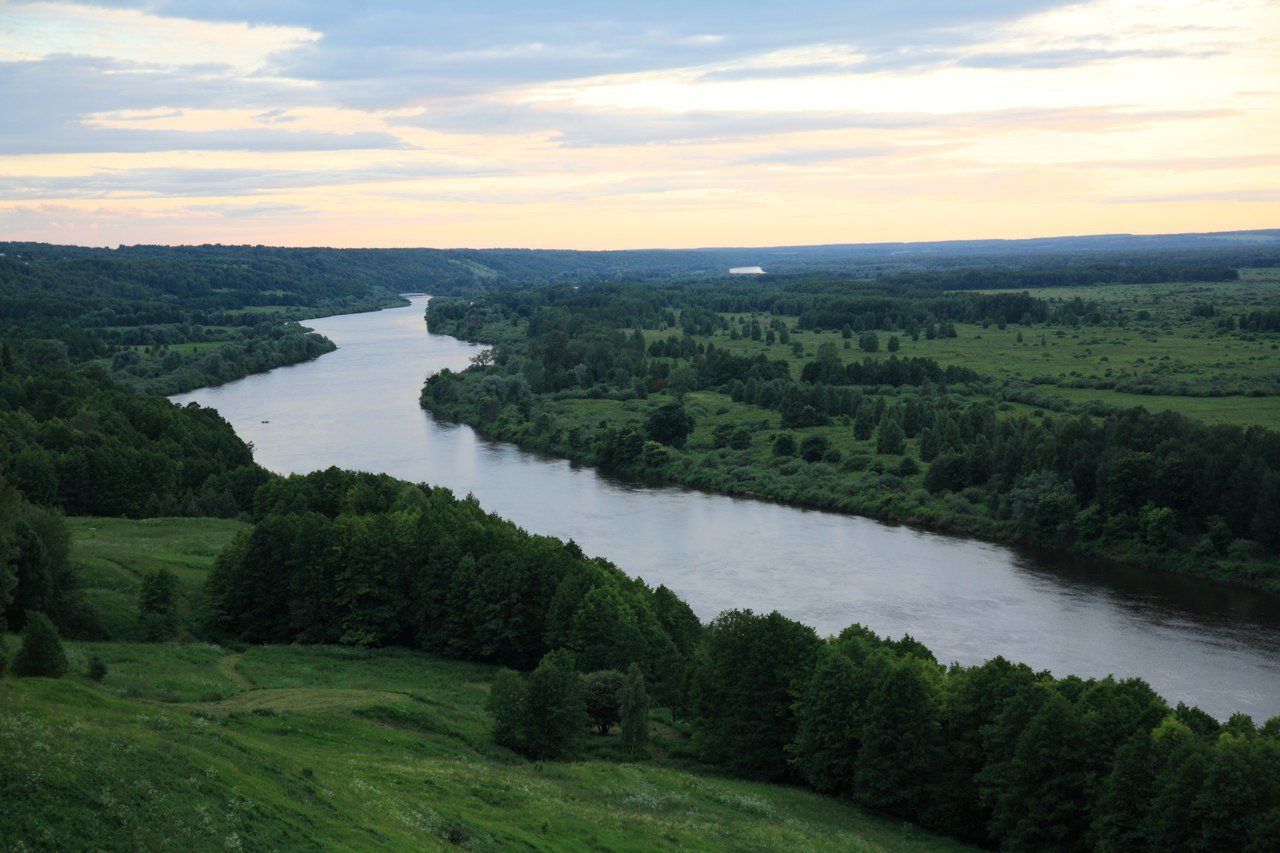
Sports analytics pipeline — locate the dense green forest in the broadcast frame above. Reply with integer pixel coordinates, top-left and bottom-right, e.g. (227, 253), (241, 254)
(422, 274), (1280, 589)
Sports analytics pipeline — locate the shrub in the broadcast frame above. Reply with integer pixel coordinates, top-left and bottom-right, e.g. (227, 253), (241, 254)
(11, 610), (68, 678)
(87, 655), (108, 682)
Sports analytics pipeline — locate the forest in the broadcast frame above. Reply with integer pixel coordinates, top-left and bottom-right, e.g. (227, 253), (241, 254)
(3, 238), (1280, 850)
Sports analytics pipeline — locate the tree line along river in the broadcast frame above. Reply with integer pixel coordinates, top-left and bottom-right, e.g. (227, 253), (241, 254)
(172, 295), (1280, 720)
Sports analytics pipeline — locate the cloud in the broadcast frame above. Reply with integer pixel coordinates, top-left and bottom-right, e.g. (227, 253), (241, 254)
(734, 146), (898, 166)
(1107, 189), (1280, 204)
(0, 1), (318, 70)
(0, 162), (510, 200)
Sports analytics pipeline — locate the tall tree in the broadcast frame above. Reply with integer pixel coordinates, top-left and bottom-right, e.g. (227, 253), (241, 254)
(620, 663), (650, 753)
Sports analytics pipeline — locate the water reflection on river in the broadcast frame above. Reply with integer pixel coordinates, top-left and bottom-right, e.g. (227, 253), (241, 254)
(173, 296), (1280, 720)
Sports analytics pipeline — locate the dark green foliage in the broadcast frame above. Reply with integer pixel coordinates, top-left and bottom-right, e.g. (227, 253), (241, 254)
(853, 655), (946, 821)
(985, 688), (1094, 850)
(690, 610), (822, 782)
(209, 469), (695, 702)
(137, 568), (178, 641)
(771, 432), (796, 456)
(486, 668), (527, 751)
(875, 416), (905, 455)
(620, 663), (650, 753)
(0, 360), (260, 519)
(521, 650), (588, 760)
(798, 434), (829, 463)
(790, 650), (865, 795)
(644, 403), (693, 448)
(583, 669), (624, 735)
(484, 651), (588, 760)
(87, 654), (108, 682)
(11, 610), (68, 678)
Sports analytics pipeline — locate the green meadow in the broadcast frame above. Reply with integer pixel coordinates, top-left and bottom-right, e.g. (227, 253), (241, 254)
(668, 271), (1280, 429)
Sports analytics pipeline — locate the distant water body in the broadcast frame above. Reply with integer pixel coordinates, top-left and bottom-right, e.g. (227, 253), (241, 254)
(173, 296), (1280, 720)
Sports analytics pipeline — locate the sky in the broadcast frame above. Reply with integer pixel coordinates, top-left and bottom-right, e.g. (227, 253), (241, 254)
(1, 0), (1277, 249)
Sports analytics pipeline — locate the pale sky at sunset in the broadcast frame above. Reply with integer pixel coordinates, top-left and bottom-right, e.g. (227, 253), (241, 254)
(1, 0), (1277, 249)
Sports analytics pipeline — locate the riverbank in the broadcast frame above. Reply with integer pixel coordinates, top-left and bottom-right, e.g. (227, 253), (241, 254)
(421, 367), (1280, 596)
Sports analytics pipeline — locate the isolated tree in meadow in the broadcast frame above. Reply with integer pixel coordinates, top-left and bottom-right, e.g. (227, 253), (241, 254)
(853, 403), (876, 441)
(137, 567), (179, 640)
(620, 662), (650, 752)
(11, 610), (67, 678)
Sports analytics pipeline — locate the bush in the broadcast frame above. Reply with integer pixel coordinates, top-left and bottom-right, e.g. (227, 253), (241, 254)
(87, 655), (108, 682)
(11, 610), (68, 678)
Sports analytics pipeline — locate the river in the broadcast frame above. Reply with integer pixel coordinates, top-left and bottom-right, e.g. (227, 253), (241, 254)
(172, 296), (1280, 720)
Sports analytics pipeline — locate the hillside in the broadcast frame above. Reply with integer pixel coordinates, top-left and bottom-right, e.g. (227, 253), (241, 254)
(0, 643), (969, 852)
(0, 516), (969, 851)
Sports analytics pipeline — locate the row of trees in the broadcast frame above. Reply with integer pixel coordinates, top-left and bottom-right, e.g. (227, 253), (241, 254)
(691, 609), (1280, 851)
(207, 469), (702, 705)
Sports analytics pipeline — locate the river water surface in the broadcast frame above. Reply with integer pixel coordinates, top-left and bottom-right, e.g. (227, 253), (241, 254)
(173, 296), (1280, 720)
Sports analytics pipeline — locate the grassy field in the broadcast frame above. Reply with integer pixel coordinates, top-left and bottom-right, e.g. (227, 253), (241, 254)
(2, 517), (972, 850)
(667, 272), (1280, 429)
(67, 516), (248, 639)
(1, 642), (972, 851)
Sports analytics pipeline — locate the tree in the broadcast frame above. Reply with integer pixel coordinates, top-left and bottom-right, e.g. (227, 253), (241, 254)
(690, 609), (822, 781)
(522, 649), (587, 760)
(887, 335), (900, 353)
(644, 403), (694, 448)
(620, 663), (650, 753)
(772, 433), (796, 457)
(11, 610), (68, 678)
(486, 668), (527, 750)
(791, 650), (864, 795)
(137, 567), (179, 640)
(859, 332), (879, 353)
(799, 434), (829, 463)
(853, 655), (945, 822)
(876, 417), (905, 455)
(584, 669), (625, 735)
(666, 364), (697, 401)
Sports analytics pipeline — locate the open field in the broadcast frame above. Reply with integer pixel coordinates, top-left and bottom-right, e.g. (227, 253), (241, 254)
(1, 642), (971, 851)
(661, 274), (1280, 429)
(67, 516), (248, 639)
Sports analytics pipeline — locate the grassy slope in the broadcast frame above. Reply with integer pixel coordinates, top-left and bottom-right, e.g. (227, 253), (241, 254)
(67, 516), (249, 640)
(0, 518), (971, 852)
(1, 644), (971, 852)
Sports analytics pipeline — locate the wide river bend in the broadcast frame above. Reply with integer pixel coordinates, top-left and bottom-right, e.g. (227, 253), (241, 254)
(173, 296), (1280, 720)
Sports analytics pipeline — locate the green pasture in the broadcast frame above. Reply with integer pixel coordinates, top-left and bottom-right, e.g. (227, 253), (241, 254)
(643, 273), (1280, 429)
